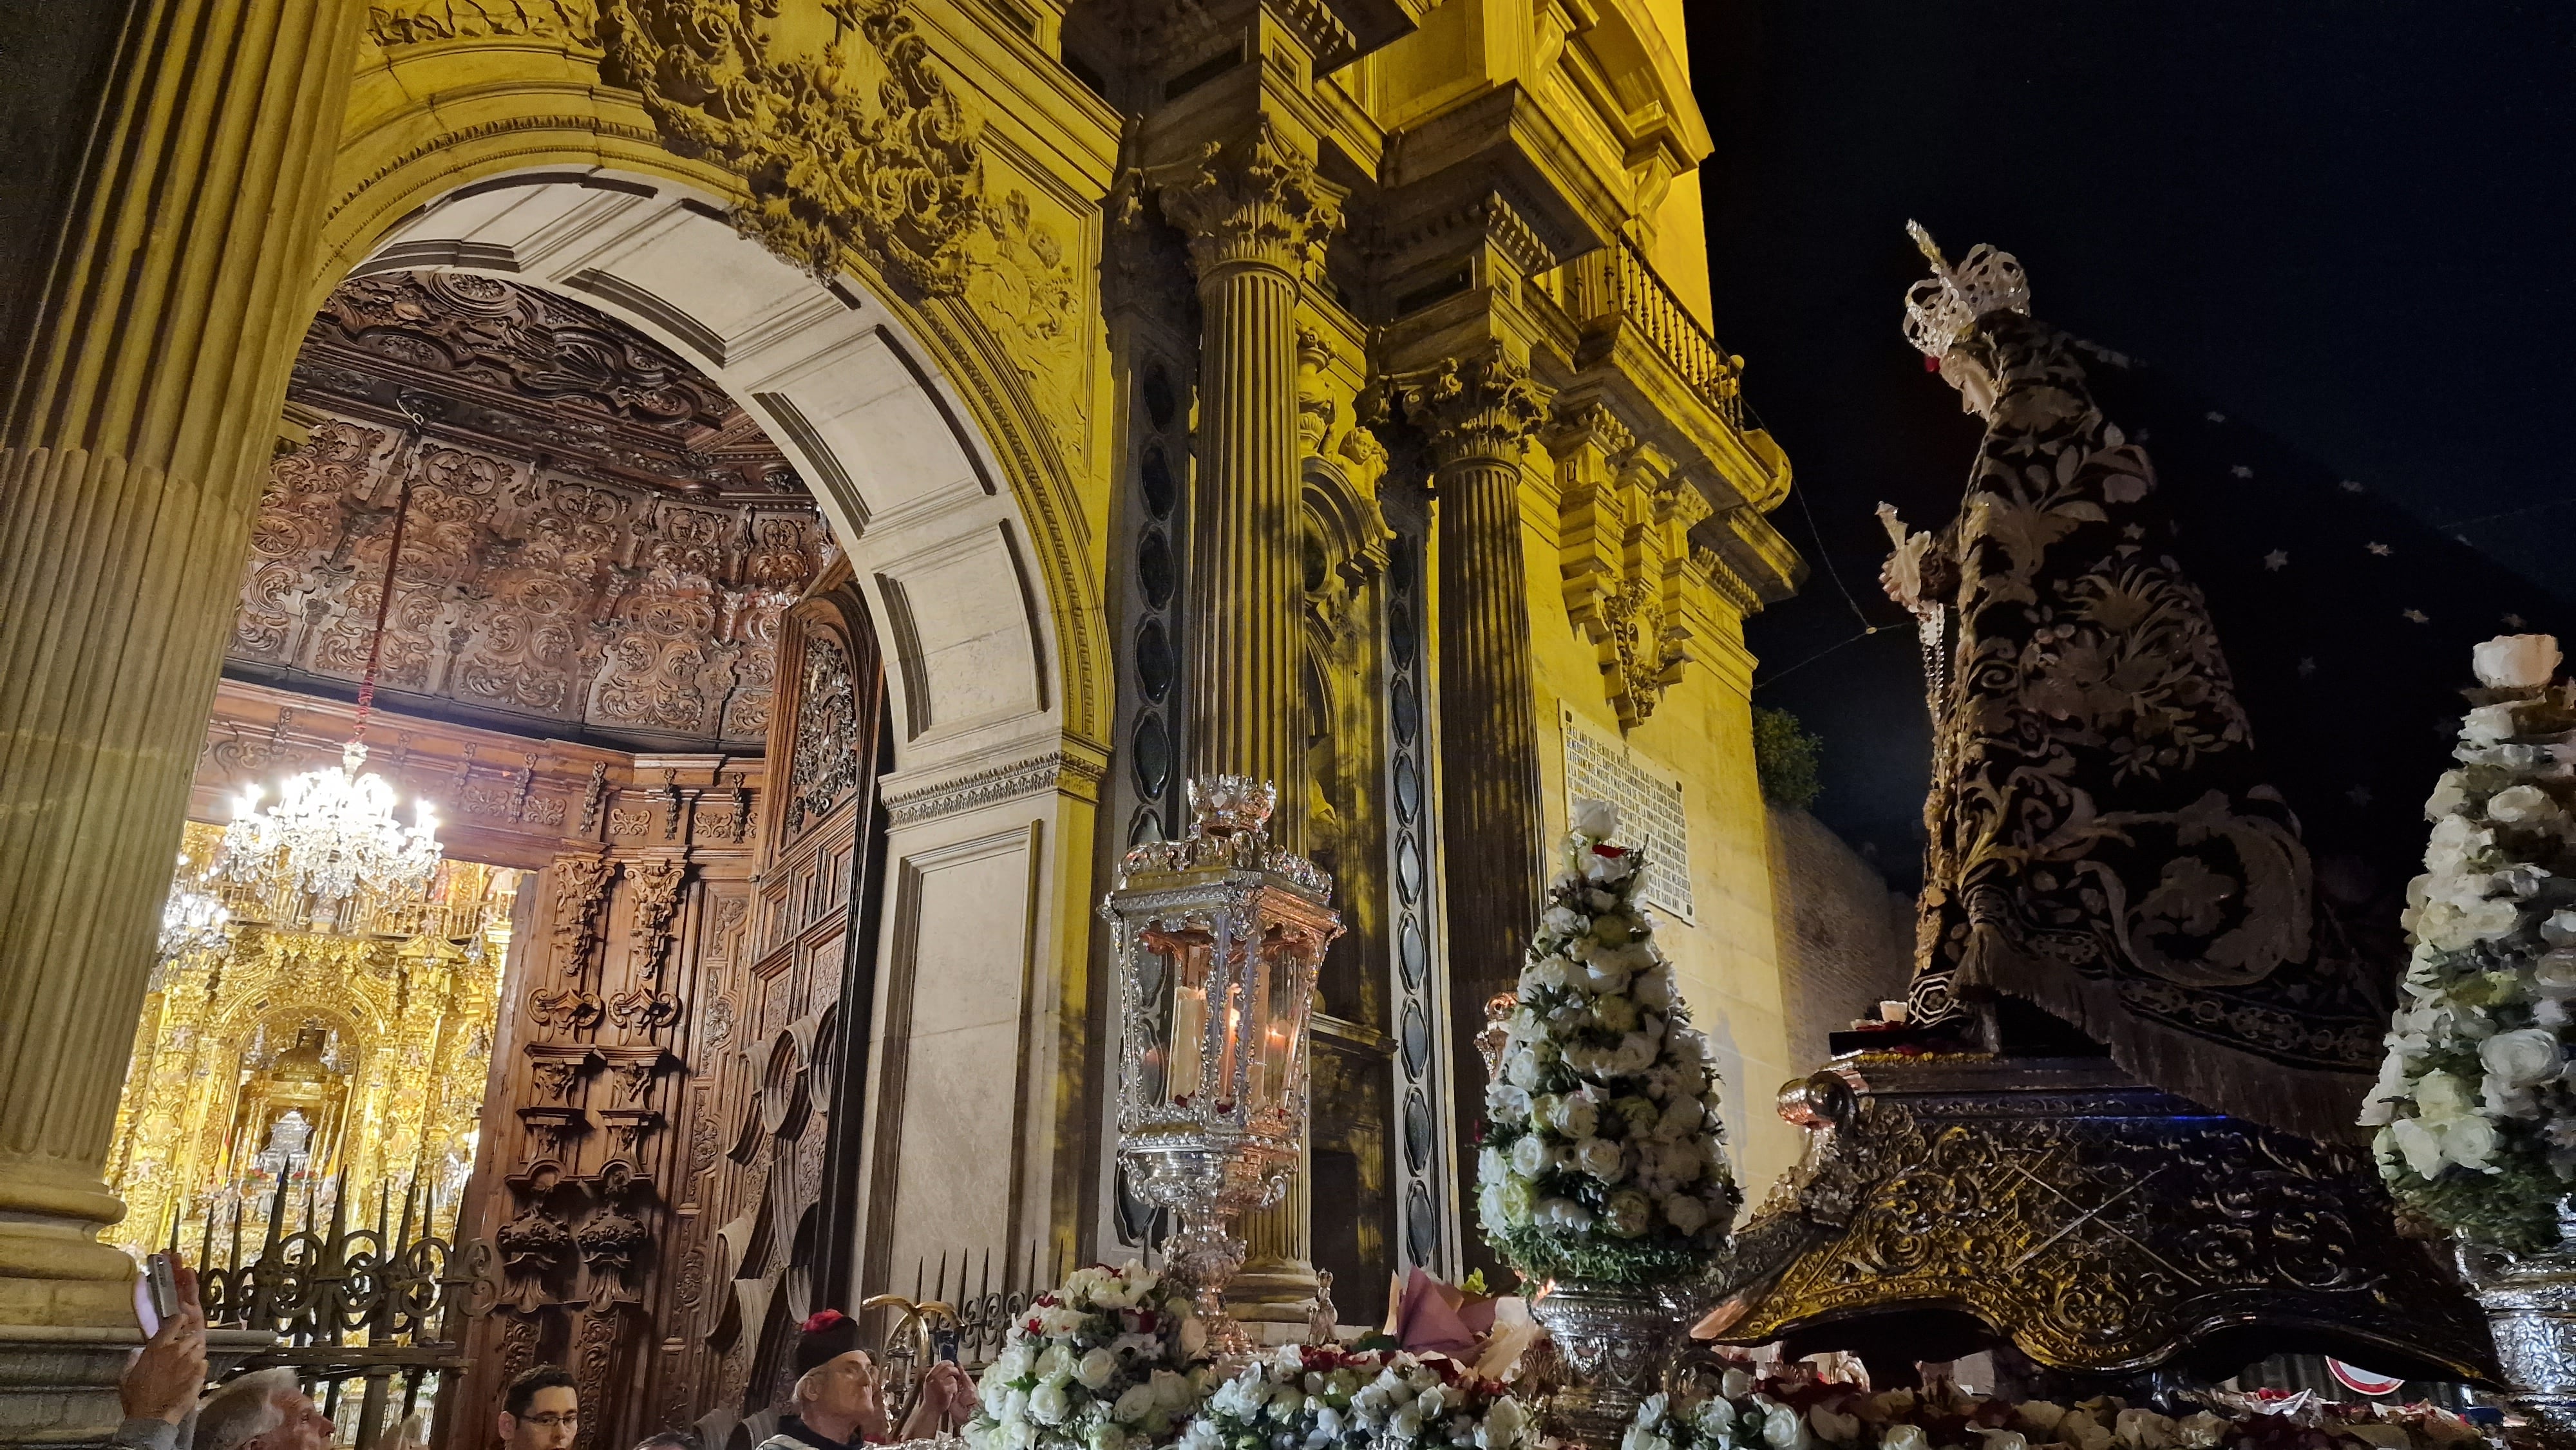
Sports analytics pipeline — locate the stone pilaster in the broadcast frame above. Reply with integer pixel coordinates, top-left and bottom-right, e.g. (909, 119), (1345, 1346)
(0, 0), (364, 1436)
(1151, 118), (1341, 1327)
(1397, 354), (1551, 1278)
(1155, 119), (1341, 853)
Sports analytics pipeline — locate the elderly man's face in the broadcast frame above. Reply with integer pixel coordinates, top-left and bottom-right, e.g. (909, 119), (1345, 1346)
(808, 1352), (880, 1422)
(501, 1386), (582, 1450)
(260, 1386), (335, 1450)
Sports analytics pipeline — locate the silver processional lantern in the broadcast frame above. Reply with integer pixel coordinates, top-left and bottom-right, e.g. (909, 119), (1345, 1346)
(1101, 775), (1341, 1353)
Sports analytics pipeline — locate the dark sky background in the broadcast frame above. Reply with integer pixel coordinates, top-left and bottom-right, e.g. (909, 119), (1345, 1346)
(1687, 1), (2576, 886)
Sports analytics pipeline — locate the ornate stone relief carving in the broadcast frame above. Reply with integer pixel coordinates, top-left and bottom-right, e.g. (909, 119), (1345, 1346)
(367, 0), (601, 48)
(1150, 119), (1344, 282)
(1549, 402), (1721, 728)
(609, 0), (981, 297)
(878, 751), (1073, 827)
(1392, 352), (1551, 467)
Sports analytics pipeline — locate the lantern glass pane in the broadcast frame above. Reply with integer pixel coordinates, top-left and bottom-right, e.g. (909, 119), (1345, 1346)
(1162, 933), (1211, 1109)
(1257, 939), (1300, 1111)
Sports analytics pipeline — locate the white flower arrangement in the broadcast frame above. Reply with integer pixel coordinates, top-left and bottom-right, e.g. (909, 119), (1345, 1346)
(1475, 799), (1737, 1285)
(1624, 1369), (2481, 1450)
(2362, 633), (2576, 1250)
(1177, 1344), (1534, 1450)
(967, 1263), (1220, 1450)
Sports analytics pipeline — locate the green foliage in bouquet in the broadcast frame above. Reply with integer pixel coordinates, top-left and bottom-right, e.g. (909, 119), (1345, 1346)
(1475, 800), (1738, 1286)
(2364, 635), (2576, 1253)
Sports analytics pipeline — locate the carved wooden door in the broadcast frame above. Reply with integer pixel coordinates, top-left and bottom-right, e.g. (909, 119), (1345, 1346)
(692, 565), (889, 1422)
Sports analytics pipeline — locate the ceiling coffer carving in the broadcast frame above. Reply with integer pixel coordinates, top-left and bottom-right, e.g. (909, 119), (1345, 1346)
(236, 272), (828, 752)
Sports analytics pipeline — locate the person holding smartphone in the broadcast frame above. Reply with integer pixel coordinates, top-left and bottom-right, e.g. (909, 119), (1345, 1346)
(113, 1254), (207, 1450)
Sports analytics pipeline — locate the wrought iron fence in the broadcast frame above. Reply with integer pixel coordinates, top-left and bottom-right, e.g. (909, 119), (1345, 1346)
(191, 1171), (488, 1450)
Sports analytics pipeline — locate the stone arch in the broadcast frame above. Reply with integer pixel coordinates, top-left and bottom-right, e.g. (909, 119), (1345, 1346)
(335, 171), (1072, 773)
(314, 93), (1109, 752)
(306, 138), (1106, 1382)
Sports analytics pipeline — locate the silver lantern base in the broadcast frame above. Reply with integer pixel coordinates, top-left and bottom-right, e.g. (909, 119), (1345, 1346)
(2464, 1203), (2576, 1444)
(1528, 1279), (1681, 1449)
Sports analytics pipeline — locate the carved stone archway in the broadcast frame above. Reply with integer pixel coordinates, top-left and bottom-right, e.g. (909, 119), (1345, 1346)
(330, 176), (1104, 1444)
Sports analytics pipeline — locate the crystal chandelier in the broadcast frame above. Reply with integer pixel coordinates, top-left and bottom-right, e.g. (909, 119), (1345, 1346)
(222, 742), (441, 910)
(158, 855), (231, 959)
(217, 406), (443, 924)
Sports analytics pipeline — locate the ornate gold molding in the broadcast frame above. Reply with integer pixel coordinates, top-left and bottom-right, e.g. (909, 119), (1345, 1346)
(1151, 120), (1344, 283)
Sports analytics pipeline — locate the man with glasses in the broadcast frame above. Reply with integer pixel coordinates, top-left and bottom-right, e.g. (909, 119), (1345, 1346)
(497, 1367), (581, 1450)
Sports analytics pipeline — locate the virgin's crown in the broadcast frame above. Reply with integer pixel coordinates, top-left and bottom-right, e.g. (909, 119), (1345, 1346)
(1902, 220), (2030, 358)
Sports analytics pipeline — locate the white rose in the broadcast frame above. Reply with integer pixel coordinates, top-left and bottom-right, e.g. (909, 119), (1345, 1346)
(1506, 1055), (1544, 1091)
(996, 1344), (1037, 1382)
(1152, 1370), (1195, 1410)
(1077, 1348), (1119, 1389)
(1573, 798), (1620, 841)
(1666, 1193), (1711, 1234)
(2427, 771), (2470, 821)
(1575, 1136), (1626, 1181)
(1179, 1315), (1208, 1358)
(2446, 1115), (2502, 1171)
(2539, 952), (2576, 997)
(1030, 1382), (1073, 1426)
(2464, 702), (2523, 746)
(1036, 1344), (1074, 1380)
(2474, 634), (2561, 688)
(1634, 968), (1674, 1010)
(2465, 896), (2526, 943)
(2490, 784), (2561, 824)
(2415, 1071), (2476, 1122)
(1484, 1397), (1527, 1447)
(2484, 1028), (2563, 1088)
(1508, 1135), (1549, 1176)
(1763, 1404), (1811, 1450)
(1879, 1424), (1927, 1450)
(1488, 1082), (1533, 1123)
(1112, 1384), (1157, 1424)
(1721, 1369), (1755, 1401)
(1810, 1407), (1861, 1444)
(1541, 906), (1586, 936)
(1560, 1099), (1600, 1139)
(1976, 1433), (2029, 1450)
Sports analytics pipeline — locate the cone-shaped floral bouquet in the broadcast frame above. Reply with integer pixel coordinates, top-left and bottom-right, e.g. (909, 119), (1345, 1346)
(1475, 800), (1738, 1284)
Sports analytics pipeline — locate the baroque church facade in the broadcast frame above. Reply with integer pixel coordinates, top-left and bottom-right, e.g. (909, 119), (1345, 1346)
(0, 0), (1806, 1441)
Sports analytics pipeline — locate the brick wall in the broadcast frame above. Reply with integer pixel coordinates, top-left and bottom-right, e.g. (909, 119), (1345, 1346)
(1765, 805), (1916, 1073)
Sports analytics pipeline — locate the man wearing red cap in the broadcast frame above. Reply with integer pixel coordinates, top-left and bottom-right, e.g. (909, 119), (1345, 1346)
(758, 1311), (974, 1450)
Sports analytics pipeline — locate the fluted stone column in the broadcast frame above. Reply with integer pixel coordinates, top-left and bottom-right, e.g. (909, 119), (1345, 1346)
(0, 0), (364, 1436)
(1398, 355), (1550, 1277)
(1153, 122), (1340, 1326)
(1157, 121), (1339, 853)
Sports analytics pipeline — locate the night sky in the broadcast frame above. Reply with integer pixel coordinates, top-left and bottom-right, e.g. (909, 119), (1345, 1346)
(1689, 2), (2576, 887)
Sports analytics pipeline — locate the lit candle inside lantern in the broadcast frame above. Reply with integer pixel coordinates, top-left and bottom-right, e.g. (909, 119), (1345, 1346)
(1170, 983), (1206, 1104)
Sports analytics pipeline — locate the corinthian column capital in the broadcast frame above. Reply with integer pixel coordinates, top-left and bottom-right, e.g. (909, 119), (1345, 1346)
(1153, 120), (1343, 283)
(1392, 352), (1553, 469)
